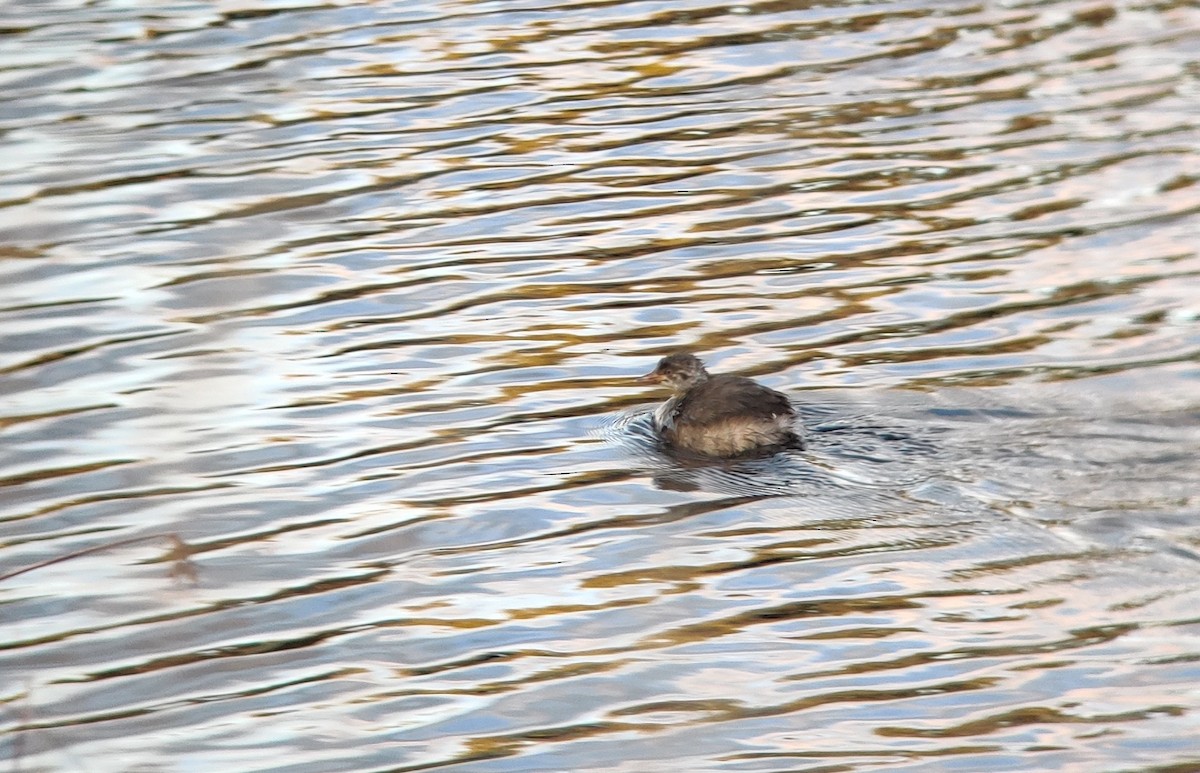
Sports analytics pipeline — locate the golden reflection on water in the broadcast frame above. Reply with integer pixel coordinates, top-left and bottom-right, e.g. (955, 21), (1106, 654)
(1, 0), (1199, 771)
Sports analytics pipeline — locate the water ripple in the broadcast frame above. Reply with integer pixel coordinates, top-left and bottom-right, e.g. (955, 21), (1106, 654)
(2, 1), (1199, 771)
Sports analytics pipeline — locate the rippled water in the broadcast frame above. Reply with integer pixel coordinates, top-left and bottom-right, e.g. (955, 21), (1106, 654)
(3, 0), (1199, 770)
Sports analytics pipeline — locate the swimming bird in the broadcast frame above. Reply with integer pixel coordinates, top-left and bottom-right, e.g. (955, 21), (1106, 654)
(639, 353), (802, 457)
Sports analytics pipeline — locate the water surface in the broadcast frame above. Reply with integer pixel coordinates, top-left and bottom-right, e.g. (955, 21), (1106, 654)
(2, 0), (1199, 771)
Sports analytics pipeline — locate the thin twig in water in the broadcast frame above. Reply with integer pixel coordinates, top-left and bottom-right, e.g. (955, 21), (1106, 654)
(0, 533), (196, 584)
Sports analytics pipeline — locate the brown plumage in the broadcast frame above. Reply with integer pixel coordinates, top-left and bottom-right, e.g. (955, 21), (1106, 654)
(639, 353), (802, 457)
